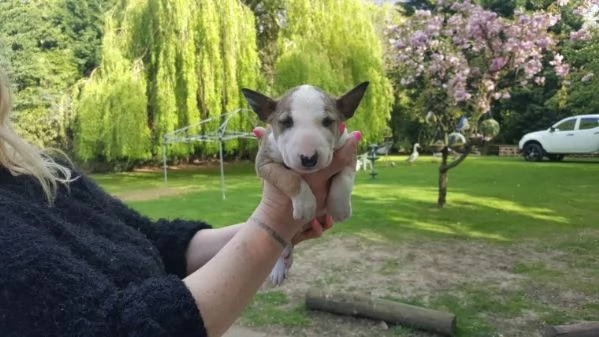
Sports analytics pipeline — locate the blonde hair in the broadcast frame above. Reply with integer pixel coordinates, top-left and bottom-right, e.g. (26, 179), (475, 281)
(0, 70), (75, 205)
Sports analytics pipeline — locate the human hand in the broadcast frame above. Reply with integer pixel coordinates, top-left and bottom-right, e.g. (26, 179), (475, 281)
(251, 126), (361, 244)
(290, 215), (334, 245)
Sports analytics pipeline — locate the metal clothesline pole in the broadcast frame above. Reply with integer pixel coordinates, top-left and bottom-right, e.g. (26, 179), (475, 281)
(218, 135), (226, 200)
(162, 141), (168, 187)
(160, 108), (257, 200)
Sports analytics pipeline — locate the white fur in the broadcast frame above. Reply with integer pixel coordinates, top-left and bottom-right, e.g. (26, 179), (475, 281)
(327, 165), (355, 222)
(290, 180), (317, 221)
(269, 246), (291, 286)
(325, 128), (355, 221)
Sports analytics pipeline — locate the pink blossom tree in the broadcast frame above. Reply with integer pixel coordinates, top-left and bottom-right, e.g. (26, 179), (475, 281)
(385, 0), (597, 207)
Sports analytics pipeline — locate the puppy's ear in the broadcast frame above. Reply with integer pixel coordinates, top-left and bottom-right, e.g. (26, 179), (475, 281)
(241, 88), (277, 122)
(336, 81), (369, 120)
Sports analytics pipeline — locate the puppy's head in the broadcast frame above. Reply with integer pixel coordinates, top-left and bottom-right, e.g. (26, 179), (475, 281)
(242, 82), (369, 173)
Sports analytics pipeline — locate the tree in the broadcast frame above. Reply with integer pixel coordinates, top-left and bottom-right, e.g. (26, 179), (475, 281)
(386, 0), (584, 207)
(73, 0), (261, 165)
(0, 0), (79, 148)
(547, 27), (599, 117)
(273, 0), (395, 145)
(484, 0), (595, 144)
(55, 0), (117, 77)
(396, 0), (438, 16)
(72, 11), (151, 167)
(241, 0), (286, 89)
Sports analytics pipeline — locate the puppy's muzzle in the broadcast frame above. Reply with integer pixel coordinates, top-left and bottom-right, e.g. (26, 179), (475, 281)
(300, 152), (319, 168)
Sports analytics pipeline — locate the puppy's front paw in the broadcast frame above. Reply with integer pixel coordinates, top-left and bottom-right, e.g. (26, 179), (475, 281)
(326, 166), (355, 223)
(291, 181), (316, 221)
(328, 199), (352, 223)
(269, 256), (288, 286)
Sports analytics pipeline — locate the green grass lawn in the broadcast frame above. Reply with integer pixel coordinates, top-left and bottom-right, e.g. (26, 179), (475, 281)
(91, 155), (599, 336)
(93, 155), (598, 243)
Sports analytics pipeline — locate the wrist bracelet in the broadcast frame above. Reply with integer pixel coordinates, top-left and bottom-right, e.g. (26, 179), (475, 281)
(249, 216), (290, 250)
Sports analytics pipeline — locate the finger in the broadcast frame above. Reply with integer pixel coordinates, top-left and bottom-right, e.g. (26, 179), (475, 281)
(252, 126), (267, 139)
(323, 215), (334, 229)
(309, 218), (324, 237)
(291, 219), (323, 245)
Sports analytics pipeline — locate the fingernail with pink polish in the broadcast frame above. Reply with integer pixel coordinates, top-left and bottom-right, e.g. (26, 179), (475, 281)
(353, 131), (362, 142)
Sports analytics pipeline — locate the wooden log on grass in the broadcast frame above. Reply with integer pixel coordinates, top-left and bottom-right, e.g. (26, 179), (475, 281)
(543, 322), (599, 337)
(304, 288), (457, 336)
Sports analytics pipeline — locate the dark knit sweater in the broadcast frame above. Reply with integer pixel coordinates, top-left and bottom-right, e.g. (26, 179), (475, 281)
(0, 165), (212, 337)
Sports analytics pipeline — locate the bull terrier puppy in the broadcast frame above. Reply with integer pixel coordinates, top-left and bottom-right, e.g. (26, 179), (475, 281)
(241, 81), (369, 285)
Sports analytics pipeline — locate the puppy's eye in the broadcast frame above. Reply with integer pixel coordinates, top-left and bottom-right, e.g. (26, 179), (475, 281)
(279, 117), (293, 129)
(322, 117), (334, 127)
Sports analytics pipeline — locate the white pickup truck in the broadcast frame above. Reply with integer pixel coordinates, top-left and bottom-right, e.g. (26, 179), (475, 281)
(518, 114), (599, 161)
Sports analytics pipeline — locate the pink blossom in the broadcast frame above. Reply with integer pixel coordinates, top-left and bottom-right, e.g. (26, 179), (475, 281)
(570, 29), (590, 41)
(535, 37), (552, 49)
(489, 57), (507, 72)
(410, 31), (428, 47)
(524, 59), (543, 79)
(394, 40), (407, 49)
(384, 0), (579, 120)
(554, 64), (570, 78)
(453, 88), (471, 102)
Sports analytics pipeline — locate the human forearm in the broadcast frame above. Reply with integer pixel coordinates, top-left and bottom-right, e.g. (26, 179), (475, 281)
(182, 212), (294, 337)
(185, 223), (244, 274)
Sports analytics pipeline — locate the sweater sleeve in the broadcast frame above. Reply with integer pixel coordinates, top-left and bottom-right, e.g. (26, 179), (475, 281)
(73, 173), (213, 278)
(0, 216), (208, 337)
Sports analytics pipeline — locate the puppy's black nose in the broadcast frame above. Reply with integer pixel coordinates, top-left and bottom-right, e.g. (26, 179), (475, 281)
(300, 152), (319, 168)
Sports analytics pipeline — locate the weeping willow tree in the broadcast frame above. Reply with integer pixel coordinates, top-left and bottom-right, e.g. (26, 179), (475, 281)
(194, 0), (260, 156)
(124, 0), (260, 158)
(273, 0), (394, 144)
(73, 11), (151, 164)
(74, 0), (260, 164)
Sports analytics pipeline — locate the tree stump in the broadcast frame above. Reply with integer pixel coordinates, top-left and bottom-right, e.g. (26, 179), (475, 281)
(543, 321), (599, 337)
(305, 288), (457, 336)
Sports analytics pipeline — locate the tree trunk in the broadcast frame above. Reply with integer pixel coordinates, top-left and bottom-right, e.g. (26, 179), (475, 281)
(543, 321), (599, 337)
(437, 143), (473, 208)
(437, 147), (449, 208)
(305, 288), (457, 336)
